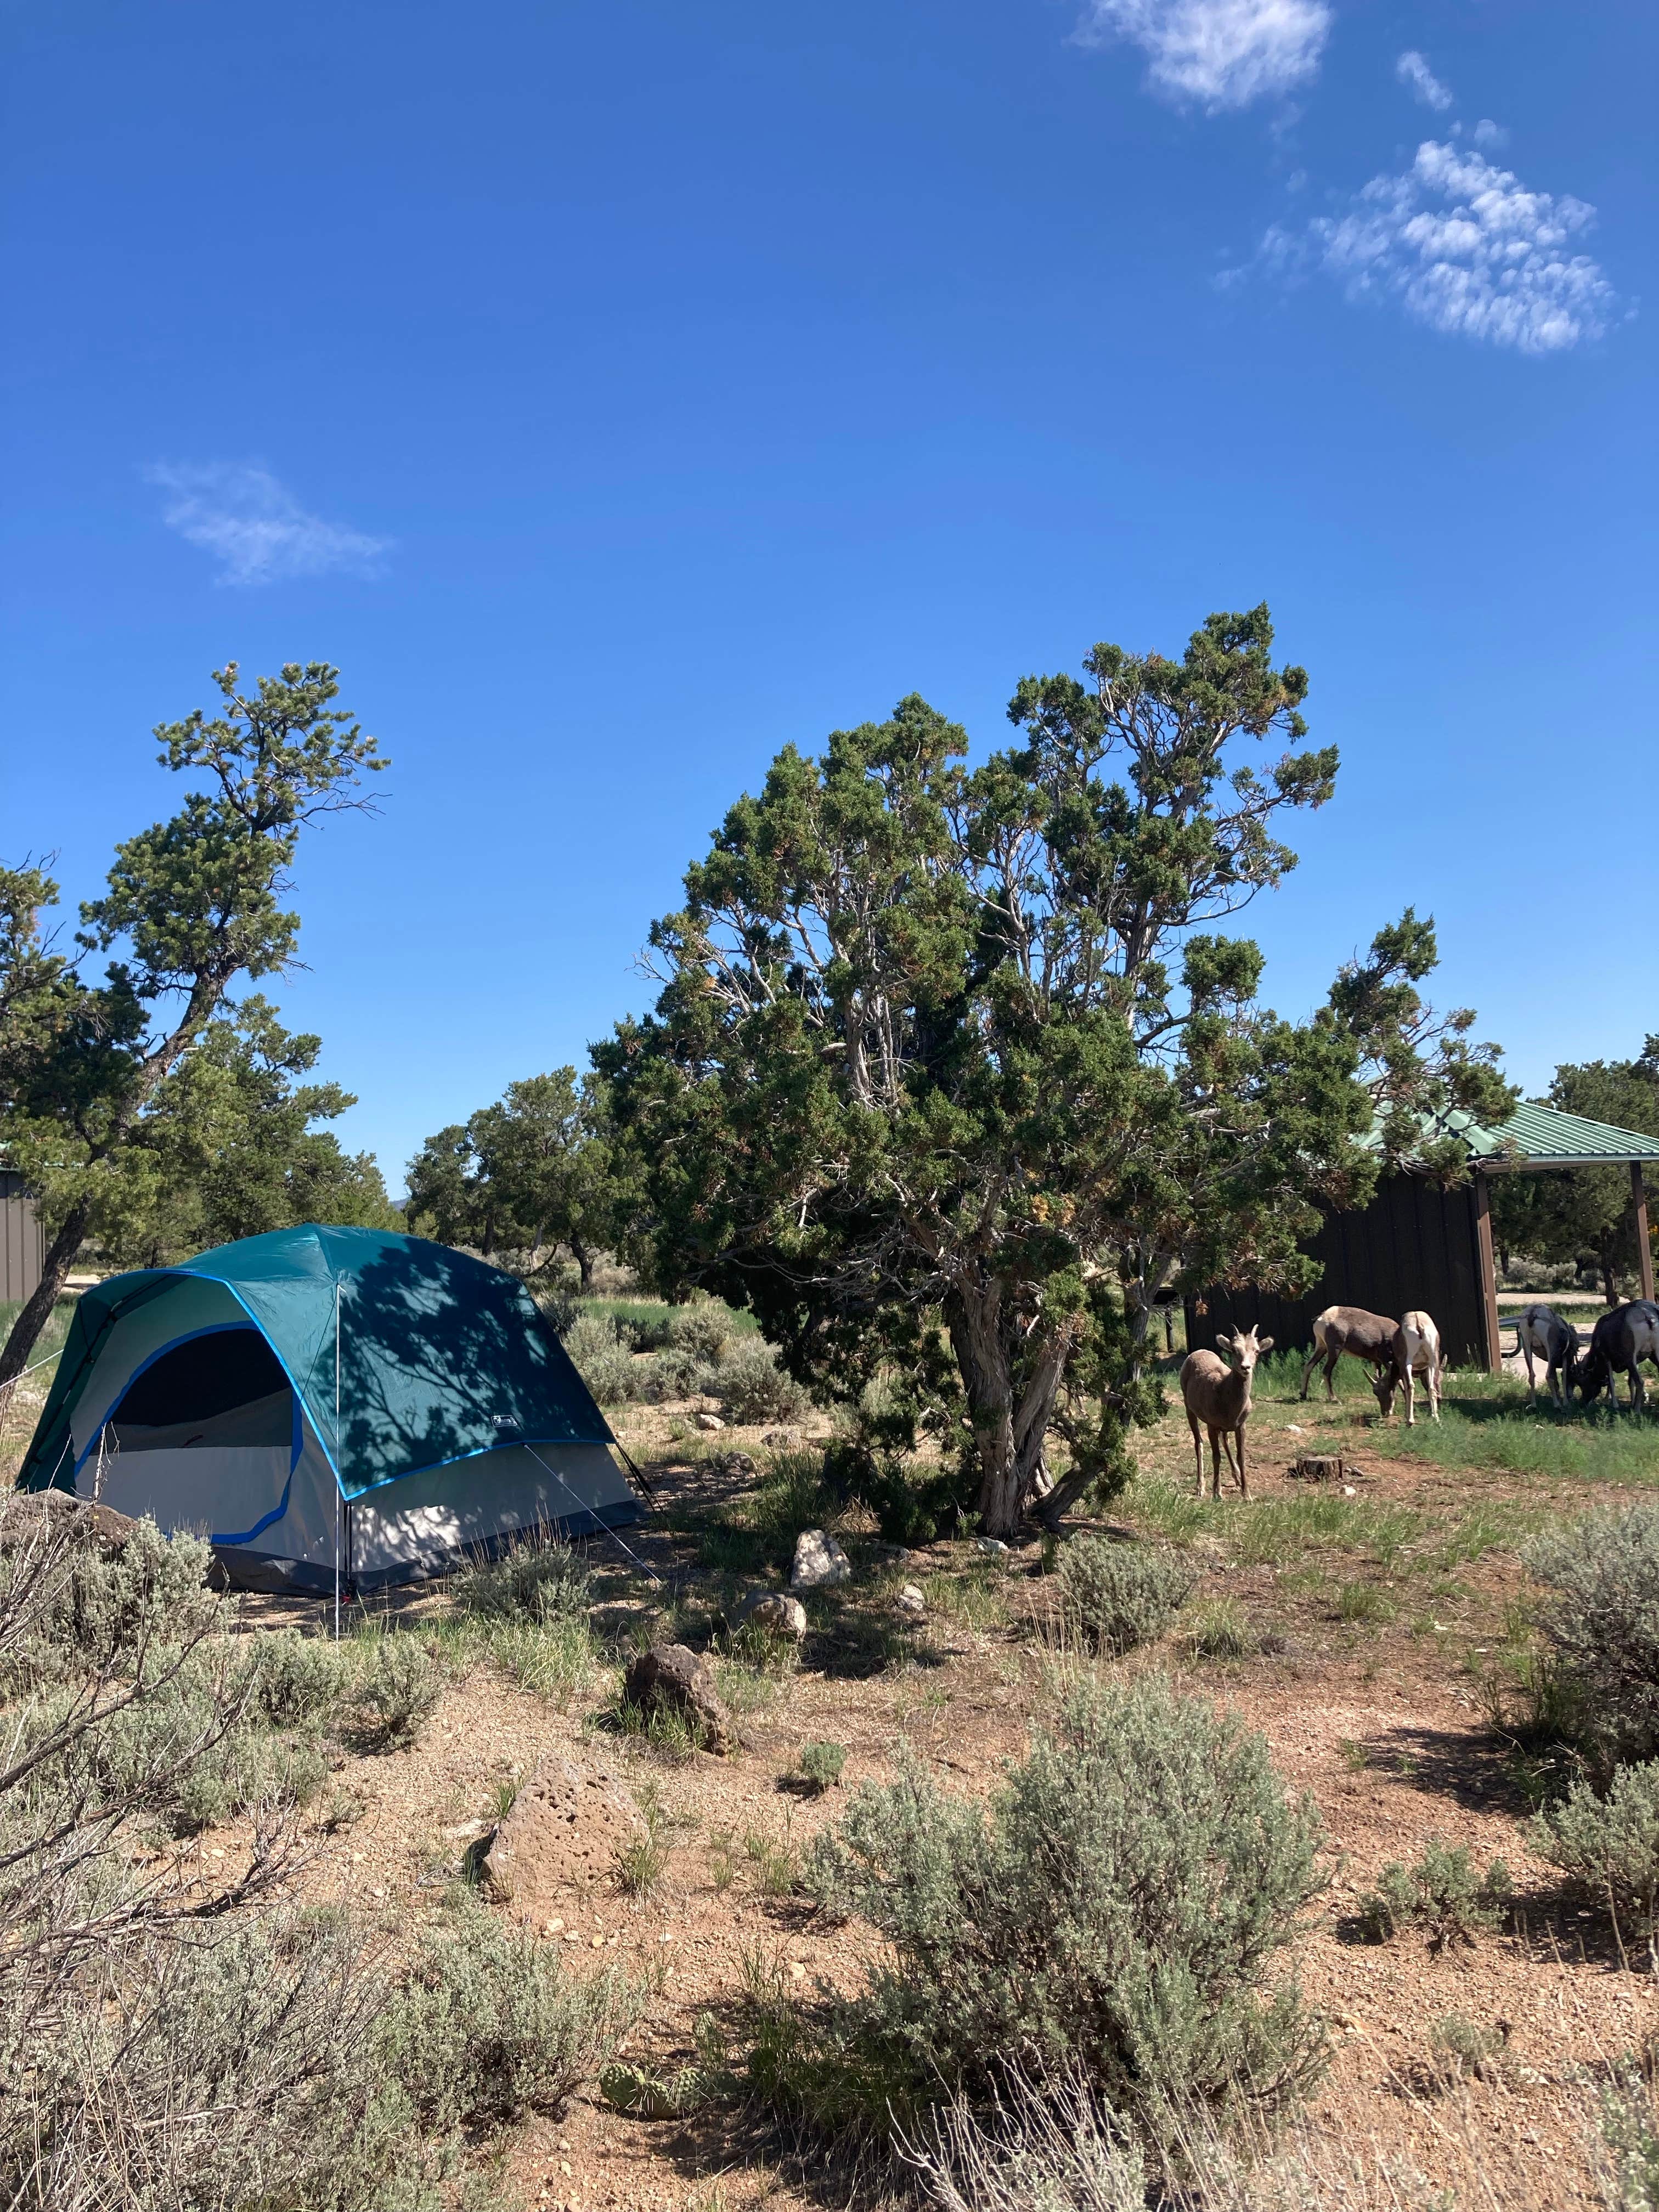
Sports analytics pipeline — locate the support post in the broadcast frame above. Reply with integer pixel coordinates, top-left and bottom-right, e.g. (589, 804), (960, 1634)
(1635, 1163), (1656, 1304)
(1473, 1171), (1502, 1373)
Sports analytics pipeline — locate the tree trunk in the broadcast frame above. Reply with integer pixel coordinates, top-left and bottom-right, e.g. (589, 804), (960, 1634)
(0, 1198), (93, 1391)
(570, 1238), (595, 1295)
(948, 1285), (1075, 1540)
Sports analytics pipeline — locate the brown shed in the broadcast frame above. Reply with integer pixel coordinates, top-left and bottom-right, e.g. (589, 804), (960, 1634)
(1, 1172), (47, 1306)
(1188, 1104), (1659, 1372)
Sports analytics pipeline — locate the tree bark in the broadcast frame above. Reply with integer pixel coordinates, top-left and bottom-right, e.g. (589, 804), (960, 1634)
(0, 1197), (93, 1391)
(949, 1284), (1075, 1539)
(570, 1238), (596, 1295)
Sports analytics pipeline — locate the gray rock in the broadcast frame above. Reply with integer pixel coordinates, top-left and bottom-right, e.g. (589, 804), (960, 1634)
(790, 1528), (851, 1590)
(622, 1643), (735, 1754)
(895, 1583), (926, 1617)
(733, 1589), (808, 1640)
(763, 1427), (802, 1448)
(974, 1536), (1010, 1558)
(695, 1412), (726, 1432)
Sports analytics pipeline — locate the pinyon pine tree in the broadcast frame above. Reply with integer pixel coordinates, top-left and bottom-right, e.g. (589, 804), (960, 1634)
(0, 663), (385, 1386)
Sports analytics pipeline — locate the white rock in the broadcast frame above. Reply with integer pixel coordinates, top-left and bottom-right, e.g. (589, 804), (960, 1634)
(791, 1527), (851, 1590)
(734, 1589), (808, 1639)
(974, 1536), (1010, 1557)
(696, 1412), (725, 1431)
(895, 1583), (926, 1617)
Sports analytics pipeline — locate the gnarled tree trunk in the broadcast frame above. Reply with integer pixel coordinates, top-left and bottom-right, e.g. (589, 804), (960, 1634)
(948, 1282), (1077, 1539)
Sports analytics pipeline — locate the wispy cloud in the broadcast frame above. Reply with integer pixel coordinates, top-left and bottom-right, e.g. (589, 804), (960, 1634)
(1395, 49), (1453, 112)
(1244, 139), (1621, 353)
(1471, 119), (1508, 151)
(145, 462), (391, 586)
(1074, 0), (1330, 112)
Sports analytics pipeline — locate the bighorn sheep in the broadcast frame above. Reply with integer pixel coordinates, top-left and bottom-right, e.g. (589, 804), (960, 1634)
(1513, 1304), (1578, 1409)
(1372, 1309), (1442, 1425)
(1299, 1306), (1410, 1410)
(1577, 1301), (1659, 1412)
(1180, 1324), (1272, 1500)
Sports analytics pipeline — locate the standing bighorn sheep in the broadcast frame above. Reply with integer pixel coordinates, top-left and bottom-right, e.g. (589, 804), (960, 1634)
(1299, 1306), (1411, 1413)
(1513, 1304), (1579, 1409)
(1577, 1300), (1659, 1412)
(1371, 1310), (1443, 1425)
(1180, 1324), (1272, 1500)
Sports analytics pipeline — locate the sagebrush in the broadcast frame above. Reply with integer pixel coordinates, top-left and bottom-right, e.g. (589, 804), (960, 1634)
(1053, 1536), (1194, 1656)
(751, 1673), (1324, 2141)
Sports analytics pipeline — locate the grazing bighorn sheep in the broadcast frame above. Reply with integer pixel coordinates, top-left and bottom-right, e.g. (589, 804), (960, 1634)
(1577, 1301), (1659, 1412)
(1513, 1304), (1579, 1409)
(1180, 1324), (1272, 1500)
(1299, 1306), (1410, 1410)
(1371, 1309), (1442, 1425)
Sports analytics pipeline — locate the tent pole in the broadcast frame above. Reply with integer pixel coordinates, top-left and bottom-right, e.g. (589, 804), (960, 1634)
(334, 1283), (341, 1642)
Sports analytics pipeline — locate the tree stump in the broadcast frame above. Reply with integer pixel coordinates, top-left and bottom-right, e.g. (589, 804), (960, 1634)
(1289, 1455), (1346, 1485)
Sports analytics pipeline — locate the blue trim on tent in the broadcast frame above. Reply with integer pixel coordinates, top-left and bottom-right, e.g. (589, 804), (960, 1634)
(343, 1432), (618, 1500)
(212, 1468), (296, 1547)
(72, 1322), (263, 1476)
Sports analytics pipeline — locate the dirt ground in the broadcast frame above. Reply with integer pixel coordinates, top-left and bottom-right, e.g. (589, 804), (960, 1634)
(5, 1339), (1656, 2211)
(198, 1366), (1657, 2212)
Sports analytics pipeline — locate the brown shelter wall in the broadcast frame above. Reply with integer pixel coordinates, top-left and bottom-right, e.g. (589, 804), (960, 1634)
(0, 1175), (46, 1305)
(1187, 1174), (1489, 1369)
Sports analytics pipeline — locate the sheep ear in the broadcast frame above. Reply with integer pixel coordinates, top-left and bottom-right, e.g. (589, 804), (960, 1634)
(1216, 1332), (1235, 1352)
(1257, 1335), (1274, 1352)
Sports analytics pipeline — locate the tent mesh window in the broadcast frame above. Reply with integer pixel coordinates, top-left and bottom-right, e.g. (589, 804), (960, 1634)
(108, 1330), (294, 1453)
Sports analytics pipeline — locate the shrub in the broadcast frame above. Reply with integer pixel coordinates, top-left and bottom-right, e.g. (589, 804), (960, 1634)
(346, 1634), (444, 1748)
(1594, 2068), (1659, 2212)
(0, 1906), (455, 2212)
(384, 1886), (640, 2130)
(1523, 1504), (1659, 1771)
(4, 1513), (225, 1687)
(906, 2067), (1148, 2212)
(1530, 1760), (1659, 1951)
(784, 1674), (1324, 2138)
(1355, 1839), (1512, 1950)
(248, 1629), (349, 1725)
(1053, 1537), (1194, 1656)
(666, 1299), (737, 1362)
(710, 1335), (809, 1425)
(797, 1741), (847, 1795)
(1426, 2012), (1507, 2086)
(616, 1797), (671, 1899)
(563, 1312), (639, 1407)
(1187, 1599), (1257, 1660)
(453, 1533), (592, 1626)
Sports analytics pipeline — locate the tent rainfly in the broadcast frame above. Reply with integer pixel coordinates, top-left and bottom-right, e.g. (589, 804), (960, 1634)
(15, 1224), (642, 1591)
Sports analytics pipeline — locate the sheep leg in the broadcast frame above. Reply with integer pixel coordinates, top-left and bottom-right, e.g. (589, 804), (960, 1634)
(1522, 1340), (1537, 1406)
(1403, 1363), (1415, 1428)
(1188, 1409), (1205, 1496)
(1209, 1429), (1224, 1501)
(1233, 1424), (1249, 1502)
(1298, 1346), (1321, 1401)
(1324, 1346), (1340, 1400)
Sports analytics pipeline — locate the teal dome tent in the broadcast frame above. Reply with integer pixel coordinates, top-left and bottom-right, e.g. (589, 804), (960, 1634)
(15, 1224), (642, 1591)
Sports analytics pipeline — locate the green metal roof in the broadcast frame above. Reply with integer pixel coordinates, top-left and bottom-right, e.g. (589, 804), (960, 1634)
(1416, 1101), (1659, 1169)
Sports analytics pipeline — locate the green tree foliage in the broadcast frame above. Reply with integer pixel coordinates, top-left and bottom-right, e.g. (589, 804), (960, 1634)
(0, 664), (385, 1383)
(597, 608), (1513, 1536)
(1488, 1042), (1659, 1302)
(406, 1066), (622, 1290)
(90, 997), (396, 1269)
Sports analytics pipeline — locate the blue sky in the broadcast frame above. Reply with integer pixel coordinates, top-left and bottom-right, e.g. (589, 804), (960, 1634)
(3, 0), (1653, 1190)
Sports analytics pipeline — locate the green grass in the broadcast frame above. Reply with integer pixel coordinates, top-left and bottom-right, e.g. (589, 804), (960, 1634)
(580, 1295), (760, 1342)
(0, 1295), (78, 1371)
(1130, 1474), (1424, 1568)
(1389, 1395), (1659, 1485)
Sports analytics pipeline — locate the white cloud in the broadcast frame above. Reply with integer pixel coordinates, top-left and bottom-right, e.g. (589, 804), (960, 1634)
(1251, 139), (1620, 353)
(145, 462), (391, 586)
(1395, 49), (1453, 112)
(1075, 0), (1330, 111)
(1471, 118), (1508, 150)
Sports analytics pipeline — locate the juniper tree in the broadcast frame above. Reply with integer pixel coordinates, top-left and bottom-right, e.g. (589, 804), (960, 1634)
(406, 1068), (623, 1290)
(598, 606), (1511, 1537)
(0, 664), (385, 1384)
